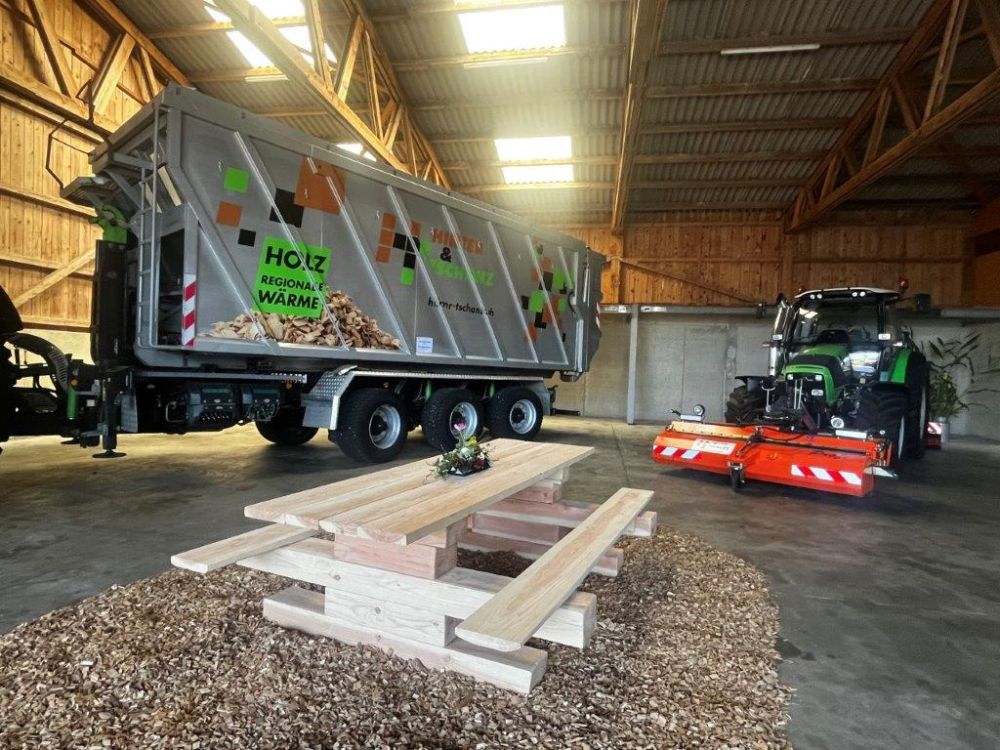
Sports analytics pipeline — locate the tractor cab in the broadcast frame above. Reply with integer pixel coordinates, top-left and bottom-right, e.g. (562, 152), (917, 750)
(776, 288), (906, 392)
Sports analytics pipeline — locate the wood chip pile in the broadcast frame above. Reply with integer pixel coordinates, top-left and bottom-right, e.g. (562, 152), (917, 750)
(0, 528), (791, 749)
(205, 291), (400, 349)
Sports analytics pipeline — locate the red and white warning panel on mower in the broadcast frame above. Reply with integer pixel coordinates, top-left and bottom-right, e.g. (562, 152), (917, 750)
(651, 420), (891, 498)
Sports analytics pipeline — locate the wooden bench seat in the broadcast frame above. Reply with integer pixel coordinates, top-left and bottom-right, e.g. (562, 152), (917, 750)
(171, 524), (316, 573)
(455, 487), (653, 652)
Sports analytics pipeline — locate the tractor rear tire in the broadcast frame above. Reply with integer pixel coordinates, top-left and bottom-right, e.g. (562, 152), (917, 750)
(256, 407), (318, 446)
(724, 385), (766, 424)
(855, 389), (908, 463)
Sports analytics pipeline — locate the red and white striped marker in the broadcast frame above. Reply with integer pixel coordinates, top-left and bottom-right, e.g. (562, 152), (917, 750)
(181, 275), (197, 348)
(791, 464), (862, 486)
(653, 445), (701, 461)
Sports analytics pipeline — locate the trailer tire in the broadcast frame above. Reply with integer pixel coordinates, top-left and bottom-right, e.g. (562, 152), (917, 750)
(333, 388), (408, 463)
(904, 380), (929, 460)
(486, 387), (543, 440)
(724, 385), (767, 424)
(421, 387), (483, 450)
(255, 408), (318, 446)
(855, 389), (908, 463)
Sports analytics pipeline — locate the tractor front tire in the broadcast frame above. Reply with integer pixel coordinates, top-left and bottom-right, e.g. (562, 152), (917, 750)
(855, 389), (908, 463)
(724, 385), (766, 424)
(256, 407), (318, 446)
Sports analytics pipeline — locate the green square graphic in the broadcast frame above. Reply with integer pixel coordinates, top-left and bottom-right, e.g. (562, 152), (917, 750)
(224, 167), (250, 193)
(400, 267), (415, 286)
(557, 297), (567, 312)
(529, 290), (545, 313)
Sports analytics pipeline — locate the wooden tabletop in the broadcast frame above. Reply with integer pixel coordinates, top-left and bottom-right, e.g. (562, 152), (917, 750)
(244, 439), (595, 545)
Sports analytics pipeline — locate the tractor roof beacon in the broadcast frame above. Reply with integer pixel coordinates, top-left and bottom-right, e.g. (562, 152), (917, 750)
(652, 283), (929, 498)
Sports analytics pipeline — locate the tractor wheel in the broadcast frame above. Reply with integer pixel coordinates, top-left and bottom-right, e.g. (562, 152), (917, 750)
(855, 389), (908, 463)
(255, 407), (318, 446)
(904, 380), (929, 460)
(332, 388), (408, 463)
(724, 385), (766, 424)
(486, 386), (543, 440)
(421, 387), (484, 451)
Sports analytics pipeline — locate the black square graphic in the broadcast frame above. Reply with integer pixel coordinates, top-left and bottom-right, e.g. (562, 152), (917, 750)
(269, 188), (304, 227)
(238, 228), (257, 247)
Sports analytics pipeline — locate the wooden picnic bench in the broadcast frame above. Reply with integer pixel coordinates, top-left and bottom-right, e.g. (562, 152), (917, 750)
(172, 439), (656, 693)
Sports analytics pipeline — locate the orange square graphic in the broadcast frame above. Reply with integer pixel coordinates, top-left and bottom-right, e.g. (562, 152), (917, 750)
(216, 201), (243, 227)
(295, 157), (345, 214)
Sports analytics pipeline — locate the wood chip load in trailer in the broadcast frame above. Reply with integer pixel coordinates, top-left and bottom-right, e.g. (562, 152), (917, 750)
(0, 85), (605, 462)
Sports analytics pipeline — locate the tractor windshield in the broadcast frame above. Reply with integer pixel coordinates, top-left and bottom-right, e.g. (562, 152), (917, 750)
(788, 297), (880, 346)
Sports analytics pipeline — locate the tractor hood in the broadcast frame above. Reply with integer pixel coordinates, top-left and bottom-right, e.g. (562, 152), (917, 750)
(0, 284), (23, 336)
(781, 344), (850, 402)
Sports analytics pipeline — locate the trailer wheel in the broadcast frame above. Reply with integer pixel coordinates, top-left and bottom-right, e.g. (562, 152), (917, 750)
(855, 389), (908, 463)
(256, 407), (318, 446)
(487, 387), (543, 440)
(333, 388), (408, 463)
(421, 387), (483, 450)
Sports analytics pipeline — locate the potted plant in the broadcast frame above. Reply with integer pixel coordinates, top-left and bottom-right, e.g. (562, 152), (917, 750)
(923, 333), (999, 445)
(432, 436), (492, 477)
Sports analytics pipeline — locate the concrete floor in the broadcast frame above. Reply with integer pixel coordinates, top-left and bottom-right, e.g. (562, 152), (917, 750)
(1, 416), (998, 749)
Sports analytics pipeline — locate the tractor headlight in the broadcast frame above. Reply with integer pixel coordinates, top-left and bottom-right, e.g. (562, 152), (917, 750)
(810, 389), (824, 397)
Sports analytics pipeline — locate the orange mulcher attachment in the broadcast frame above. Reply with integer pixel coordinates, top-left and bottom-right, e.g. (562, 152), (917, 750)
(651, 420), (893, 497)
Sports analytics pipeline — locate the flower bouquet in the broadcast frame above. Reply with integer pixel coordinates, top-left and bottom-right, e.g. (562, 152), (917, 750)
(432, 436), (492, 477)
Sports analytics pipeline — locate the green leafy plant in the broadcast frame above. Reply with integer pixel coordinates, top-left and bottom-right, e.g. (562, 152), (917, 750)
(431, 436), (492, 478)
(922, 333), (1000, 419)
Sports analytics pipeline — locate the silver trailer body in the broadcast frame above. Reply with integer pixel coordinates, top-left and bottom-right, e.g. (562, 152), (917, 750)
(79, 85), (604, 382)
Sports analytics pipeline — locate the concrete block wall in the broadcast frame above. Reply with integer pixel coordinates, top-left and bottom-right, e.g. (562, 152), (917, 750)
(554, 312), (998, 437)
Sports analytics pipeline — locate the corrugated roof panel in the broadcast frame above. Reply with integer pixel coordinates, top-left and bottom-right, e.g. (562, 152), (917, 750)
(662, 0), (933, 41)
(636, 128), (839, 155)
(640, 91), (869, 124)
(633, 160), (817, 182)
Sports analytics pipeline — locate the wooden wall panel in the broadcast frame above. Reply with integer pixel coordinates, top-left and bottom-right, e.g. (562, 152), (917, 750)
(0, 0), (167, 330)
(563, 210), (974, 308)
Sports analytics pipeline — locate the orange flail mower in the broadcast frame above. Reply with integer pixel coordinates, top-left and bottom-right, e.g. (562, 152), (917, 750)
(651, 420), (894, 498)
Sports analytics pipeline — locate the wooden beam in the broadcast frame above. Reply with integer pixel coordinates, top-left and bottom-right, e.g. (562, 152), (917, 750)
(923, 0), (970, 122)
(24, 0), (75, 95)
(303, 0), (332, 89)
(89, 34), (136, 115)
(0, 182), (95, 218)
(974, 0), (1000, 64)
(0, 253), (94, 280)
(786, 0), (1000, 231)
(0, 62), (117, 134)
(213, 0), (405, 170)
(78, 0), (191, 86)
(12, 250), (96, 308)
(618, 259), (761, 303)
(0, 89), (101, 142)
(334, 14), (364, 101)
(612, 0), (671, 231)
(864, 89), (893, 165)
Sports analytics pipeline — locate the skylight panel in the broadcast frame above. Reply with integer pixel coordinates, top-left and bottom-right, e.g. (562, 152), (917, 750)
(458, 4), (566, 54)
(228, 30), (273, 68)
(502, 164), (574, 184)
(495, 135), (572, 162)
(337, 143), (377, 162)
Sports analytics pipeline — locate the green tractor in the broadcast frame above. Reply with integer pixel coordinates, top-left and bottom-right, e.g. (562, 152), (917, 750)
(725, 286), (930, 463)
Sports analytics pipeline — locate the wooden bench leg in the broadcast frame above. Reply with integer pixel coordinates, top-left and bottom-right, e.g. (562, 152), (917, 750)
(266, 586), (547, 694)
(332, 534), (457, 579)
(240, 539), (595, 649)
(324, 589), (456, 647)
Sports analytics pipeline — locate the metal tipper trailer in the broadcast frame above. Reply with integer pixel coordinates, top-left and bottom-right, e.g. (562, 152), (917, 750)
(0, 85), (604, 463)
